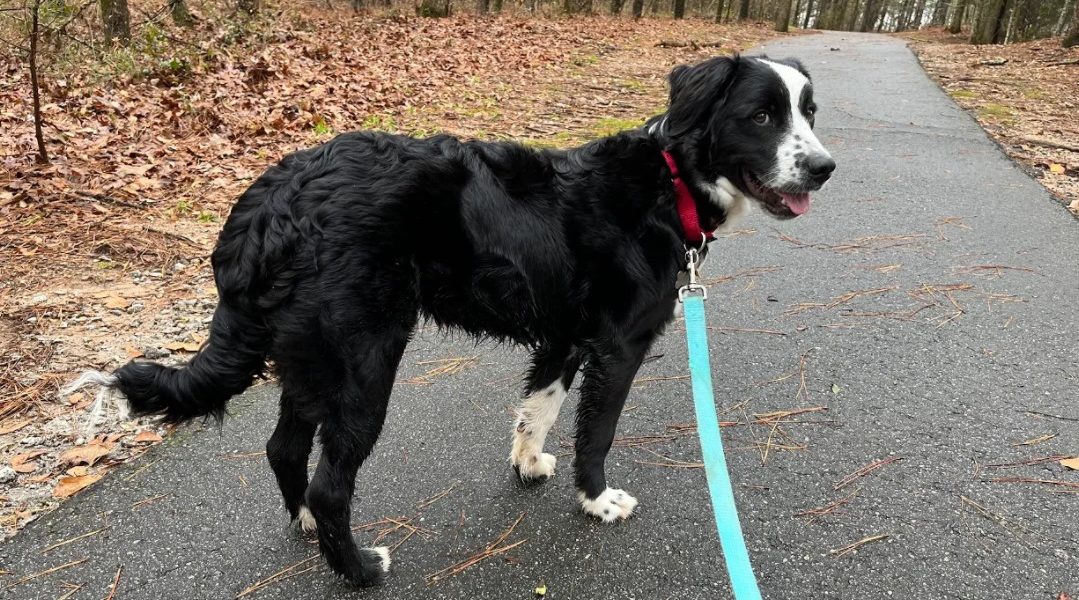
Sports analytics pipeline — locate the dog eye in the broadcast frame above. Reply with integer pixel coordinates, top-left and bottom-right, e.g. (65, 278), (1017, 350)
(805, 105), (817, 116)
(752, 111), (770, 125)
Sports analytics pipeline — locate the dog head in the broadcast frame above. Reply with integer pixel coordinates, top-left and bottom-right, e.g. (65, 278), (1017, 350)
(648, 55), (835, 222)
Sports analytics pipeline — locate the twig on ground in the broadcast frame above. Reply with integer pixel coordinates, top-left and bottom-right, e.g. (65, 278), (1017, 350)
(708, 326), (787, 336)
(235, 555), (320, 598)
(795, 490), (858, 523)
(834, 456), (902, 491)
(417, 482), (459, 510)
(404, 356), (479, 384)
(830, 533), (889, 557)
(631, 375), (689, 386)
(425, 513), (526, 585)
(754, 406), (827, 424)
(40, 526), (109, 554)
(131, 494), (170, 510)
(104, 564), (122, 600)
(1021, 410), (1079, 422)
(985, 477), (1079, 490)
(1013, 433), (1056, 446)
(6, 559), (88, 588)
(985, 454), (1070, 468)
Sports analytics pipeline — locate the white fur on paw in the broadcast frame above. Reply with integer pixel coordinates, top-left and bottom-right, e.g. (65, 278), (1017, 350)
(370, 546), (391, 572)
(296, 505), (316, 532)
(579, 488), (638, 523)
(514, 452), (557, 480)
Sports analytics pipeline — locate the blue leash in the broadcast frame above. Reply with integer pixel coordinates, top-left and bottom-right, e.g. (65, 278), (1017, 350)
(680, 256), (763, 600)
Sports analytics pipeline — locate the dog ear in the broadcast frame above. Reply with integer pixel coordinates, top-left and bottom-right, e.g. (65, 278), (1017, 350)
(665, 55), (739, 138)
(776, 57), (811, 81)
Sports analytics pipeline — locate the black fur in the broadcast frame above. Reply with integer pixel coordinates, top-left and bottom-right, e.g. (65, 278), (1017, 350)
(104, 54), (832, 586)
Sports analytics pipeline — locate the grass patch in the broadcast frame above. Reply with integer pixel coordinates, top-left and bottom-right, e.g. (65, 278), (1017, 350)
(592, 117), (645, 137)
(977, 103), (1014, 121)
(1020, 87), (1047, 100)
(949, 89), (979, 99)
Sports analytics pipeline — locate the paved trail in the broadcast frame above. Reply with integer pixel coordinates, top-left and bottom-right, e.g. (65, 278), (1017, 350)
(3, 32), (1077, 600)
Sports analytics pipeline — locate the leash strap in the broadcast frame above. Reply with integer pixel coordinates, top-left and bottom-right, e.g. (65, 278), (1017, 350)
(682, 294), (763, 600)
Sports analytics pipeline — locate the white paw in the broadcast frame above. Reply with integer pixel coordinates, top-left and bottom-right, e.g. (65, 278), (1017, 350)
(370, 546), (391, 572)
(295, 505), (316, 532)
(513, 452), (557, 481)
(579, 487), (638, 523)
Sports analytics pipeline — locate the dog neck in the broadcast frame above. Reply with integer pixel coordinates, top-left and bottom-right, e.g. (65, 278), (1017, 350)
(661, 150), (716, 246)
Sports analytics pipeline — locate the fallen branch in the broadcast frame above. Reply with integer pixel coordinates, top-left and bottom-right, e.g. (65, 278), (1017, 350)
(795, 490), (858, 523)
(655, 39), (728, 49)
(104, 564), (122, 600)
(6, 559), (88, 588)
(40, 526), (110, 554)
(1018, 135), (1079, 154)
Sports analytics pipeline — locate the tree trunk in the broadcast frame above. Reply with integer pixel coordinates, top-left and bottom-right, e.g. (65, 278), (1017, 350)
(492, 0), (504, 11)
(775, 0), (793, 29)
(30, 0), (48, 165)
(971, 0), (1007, 43)
(632, 0), (644, 17)
(1055, 0), (1075, 35)
(100, 0), (130, 44)
(930, 0), (949, 26)
(714, 0), (726, 21)
(170, 0), (193, 26)
(947, 0), (968, 32)
(477, 0), (489, 13)
(1064, 0), (1079, 46)
(802, 0), (814, 26)
(674, 0), (686, 17)
(737, 0), (749, 19)
(419, 0), (451, 15)
(859, 0), (879, 30)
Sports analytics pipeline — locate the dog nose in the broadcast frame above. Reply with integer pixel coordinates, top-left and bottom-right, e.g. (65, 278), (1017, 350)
(807, 154), (836, 183)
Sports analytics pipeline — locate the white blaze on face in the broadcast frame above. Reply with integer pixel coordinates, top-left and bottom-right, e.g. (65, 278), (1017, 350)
(760, 59), (832, 189)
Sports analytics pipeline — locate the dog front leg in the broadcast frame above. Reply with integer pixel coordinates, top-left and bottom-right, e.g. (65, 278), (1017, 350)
(573, 341), (649, 522)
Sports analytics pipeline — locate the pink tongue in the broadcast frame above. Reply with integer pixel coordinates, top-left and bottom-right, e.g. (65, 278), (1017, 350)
(780, 192), (811, 215)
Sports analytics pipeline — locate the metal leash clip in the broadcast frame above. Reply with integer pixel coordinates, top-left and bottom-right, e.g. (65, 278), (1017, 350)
(678, 242), (708, 303)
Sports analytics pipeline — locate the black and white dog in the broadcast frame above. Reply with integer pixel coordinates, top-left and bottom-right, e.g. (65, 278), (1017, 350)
(71, 54), (834, 586)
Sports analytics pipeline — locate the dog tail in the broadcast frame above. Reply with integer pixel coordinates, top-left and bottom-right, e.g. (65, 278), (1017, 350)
(66, 301), (268, 423)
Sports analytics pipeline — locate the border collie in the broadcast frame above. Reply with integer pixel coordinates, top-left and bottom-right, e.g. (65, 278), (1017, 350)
(69, 54), (834, 586)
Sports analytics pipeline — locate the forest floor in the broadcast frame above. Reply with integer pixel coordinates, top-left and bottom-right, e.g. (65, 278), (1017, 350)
(0, 7), (789, 539)
(900, 28), (1079, 216)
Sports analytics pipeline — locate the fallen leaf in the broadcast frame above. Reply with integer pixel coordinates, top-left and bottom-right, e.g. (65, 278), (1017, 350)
(67, 465), (89, 477)
(1048, 163), (1065, 174)
(1060, 457), (1079, 471)
(11, 450), (47, 473)
(831, 383), (841, 394)
(60, 443), (112, 466)
(164, 341), (202, 352)
(53, 473), (103, 498)
(104, 295), (131, 309)
(132, 430), (163, 444)
(124, 346), (144, 359)
(0, 418), (31, 435)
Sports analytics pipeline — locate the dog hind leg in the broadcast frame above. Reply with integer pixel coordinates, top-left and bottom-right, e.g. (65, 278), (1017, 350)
(266, 387), (318, 532)
(510, 346), (581, 483)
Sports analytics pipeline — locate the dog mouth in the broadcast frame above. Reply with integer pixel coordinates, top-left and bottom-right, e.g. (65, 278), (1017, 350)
(741, 171), (811, 218)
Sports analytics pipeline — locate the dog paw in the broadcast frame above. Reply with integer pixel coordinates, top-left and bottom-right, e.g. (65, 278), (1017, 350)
(294, 505), (316, 533)
(512, 452), (557, 483)
(366, 546), (391, 574)
(579, 488), (638, 523)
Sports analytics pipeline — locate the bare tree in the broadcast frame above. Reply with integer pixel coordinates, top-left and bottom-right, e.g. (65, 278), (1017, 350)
(948, 0), (968, 32)
(1065, 0), (1079, 45)
(971, 0), (1008, 43)
(738, 0), (750, 19)
(674, 0), (686, 17)
(100, 0), (131, 44)
(170, 0), (193, 26)
(930, 0), (950, 25)
(803, 0), (815, 26)
(29, 0), (48, 165)
(632, 0), (644, 17)
(776, 0), (793, 30)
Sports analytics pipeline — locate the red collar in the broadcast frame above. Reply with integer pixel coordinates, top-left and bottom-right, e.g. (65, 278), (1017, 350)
(662, 151), (715, 246)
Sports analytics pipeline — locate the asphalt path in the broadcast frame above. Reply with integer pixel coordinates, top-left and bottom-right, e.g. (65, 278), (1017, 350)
(3, 31), (1077, 600)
